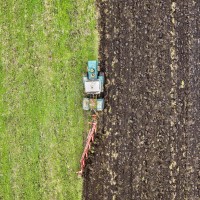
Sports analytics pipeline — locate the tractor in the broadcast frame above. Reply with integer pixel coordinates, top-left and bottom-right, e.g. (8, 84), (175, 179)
(78, 60), (105, 176)
(83, 60), (104, 111)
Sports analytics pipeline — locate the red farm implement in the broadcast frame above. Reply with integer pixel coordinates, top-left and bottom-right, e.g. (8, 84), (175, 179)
(77, 114), (97, 176)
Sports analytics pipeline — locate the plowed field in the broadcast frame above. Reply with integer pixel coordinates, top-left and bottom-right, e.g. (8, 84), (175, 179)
(83, 1), (199, 200)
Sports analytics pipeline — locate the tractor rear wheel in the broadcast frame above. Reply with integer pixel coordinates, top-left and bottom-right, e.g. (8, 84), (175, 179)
(99, 72), (104, 76)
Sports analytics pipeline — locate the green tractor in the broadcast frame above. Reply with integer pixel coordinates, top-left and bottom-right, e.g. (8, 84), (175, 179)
(83, 61), (105, 111)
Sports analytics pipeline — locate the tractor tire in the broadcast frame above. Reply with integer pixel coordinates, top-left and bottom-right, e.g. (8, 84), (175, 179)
(99, 72), (104, 76)
(83, 73), (88, 83)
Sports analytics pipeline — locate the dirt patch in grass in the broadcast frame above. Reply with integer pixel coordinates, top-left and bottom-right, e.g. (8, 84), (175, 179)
(83, 1), (200, 199)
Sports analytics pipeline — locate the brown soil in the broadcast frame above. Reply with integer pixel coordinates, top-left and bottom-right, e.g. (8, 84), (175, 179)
(83, 1), (200, 200)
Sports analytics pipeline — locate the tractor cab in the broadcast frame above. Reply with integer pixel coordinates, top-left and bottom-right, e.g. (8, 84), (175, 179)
(82, 60), (105, 111)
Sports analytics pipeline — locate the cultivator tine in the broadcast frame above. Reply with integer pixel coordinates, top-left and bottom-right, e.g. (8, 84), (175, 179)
(83, 160), (85, 167)
(94, 125), (97, 133)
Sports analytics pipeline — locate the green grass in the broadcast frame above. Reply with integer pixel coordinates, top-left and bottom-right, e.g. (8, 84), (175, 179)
(0, 0), (98, 199)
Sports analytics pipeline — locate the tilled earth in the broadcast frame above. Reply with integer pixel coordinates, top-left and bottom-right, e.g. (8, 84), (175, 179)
(83, 1), (200, 200)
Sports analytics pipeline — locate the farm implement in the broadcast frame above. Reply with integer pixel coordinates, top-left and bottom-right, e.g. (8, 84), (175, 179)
(77, 61), (105, 176)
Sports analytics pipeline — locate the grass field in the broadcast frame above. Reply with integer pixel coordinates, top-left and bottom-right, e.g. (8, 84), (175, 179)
(0, 0), (98, 199)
